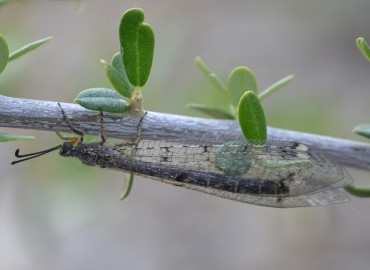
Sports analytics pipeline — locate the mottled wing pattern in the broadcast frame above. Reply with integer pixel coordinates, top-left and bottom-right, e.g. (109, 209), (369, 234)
(114, 139), (351, 207)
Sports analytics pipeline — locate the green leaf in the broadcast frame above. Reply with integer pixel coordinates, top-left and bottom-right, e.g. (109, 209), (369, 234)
(111, 52), (125, 75)
(345, 185), (370, 197)
(356, 37), (370, 62)
(0, 33), (9, 74)
(119, 173), (134, 200)
(227, 66), (258, 107)
(258, 75), (294, 101)
(8, 36), (52, 62)
(195, 56), (227, 93)
(186, 103), (235, 119)
(353, 124), (370, 139)
(75, 88), (130, 113)
(101, 59), (134, 98)
(0, 132), (35, 142)
(238, 91), (267, 145)
(119, 8), (154, 87)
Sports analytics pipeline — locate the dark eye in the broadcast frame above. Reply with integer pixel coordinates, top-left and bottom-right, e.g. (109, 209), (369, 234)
(60, 142), (73, 155)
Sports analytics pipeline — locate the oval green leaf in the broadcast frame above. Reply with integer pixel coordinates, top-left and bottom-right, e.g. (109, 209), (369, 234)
(345, 185), (370, 198)
(101, 59), (134, 98)
(112, 52), (125, 75)
(75, 88), (130, 113)
(258, 75), (294, 101)
(119, 8), (154, 87)
(0, 132), (35, 142)
(356, 37), (370, 62)
(258, 159), (313, 169)
(8, 36), (52, 62)
(186, 103), (235, 119)
(227, 66), (258, 107)
(353, 124), (370, 139)
(195, 56), (227, 93)
(0, 34), (9, 74)
(238, 91), (267, 145)
(120, 173), (134, 201)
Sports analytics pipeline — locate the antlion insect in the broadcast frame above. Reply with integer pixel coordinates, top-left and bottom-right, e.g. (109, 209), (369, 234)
(11, 103), (352, 208)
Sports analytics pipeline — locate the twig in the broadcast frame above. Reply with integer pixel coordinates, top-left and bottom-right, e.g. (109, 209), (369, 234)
(1, 95), (370, 171)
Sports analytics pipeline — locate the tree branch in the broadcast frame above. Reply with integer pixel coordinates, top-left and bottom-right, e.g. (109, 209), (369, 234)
(1, 95), (370, 171)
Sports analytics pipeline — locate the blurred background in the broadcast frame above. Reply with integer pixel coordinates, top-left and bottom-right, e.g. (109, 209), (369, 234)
(1, 0), (370, 269)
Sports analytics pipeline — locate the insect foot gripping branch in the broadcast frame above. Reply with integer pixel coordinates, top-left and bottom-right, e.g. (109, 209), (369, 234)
(11, 105), (352, 208)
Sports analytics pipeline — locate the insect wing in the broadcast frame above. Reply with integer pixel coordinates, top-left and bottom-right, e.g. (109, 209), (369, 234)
(127, 139), (351, 207)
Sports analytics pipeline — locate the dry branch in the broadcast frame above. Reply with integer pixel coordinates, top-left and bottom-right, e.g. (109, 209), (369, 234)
(1, 95), (370, 171)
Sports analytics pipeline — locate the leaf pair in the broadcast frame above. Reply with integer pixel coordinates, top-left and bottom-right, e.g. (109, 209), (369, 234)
(75, 8), (154, 115)
(345, 37), (370, 198)
(74, 8), (155, 200)
(190, 57), (293, 144)
(119, 8), (154, 87)
(353, 38), (370, 141)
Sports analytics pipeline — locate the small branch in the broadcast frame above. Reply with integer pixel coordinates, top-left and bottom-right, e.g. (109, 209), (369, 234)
(1, 95), (370, 171)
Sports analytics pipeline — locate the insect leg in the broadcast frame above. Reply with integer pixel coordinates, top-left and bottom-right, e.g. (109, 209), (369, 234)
(99, 108), (106, 145)
(55, 131), (76, 141)
(57, 102), (84, 142)
(132, 111), (147, 144)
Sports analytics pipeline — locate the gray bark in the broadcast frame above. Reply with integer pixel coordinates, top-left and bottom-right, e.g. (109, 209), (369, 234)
(1, 95), (369, 170)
